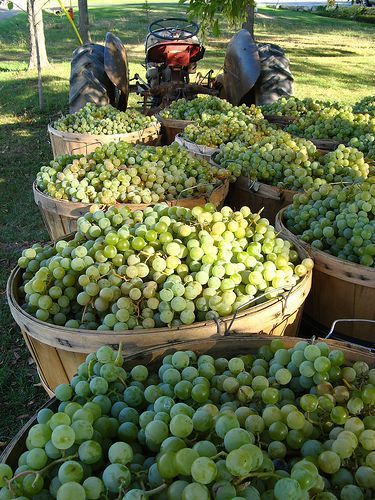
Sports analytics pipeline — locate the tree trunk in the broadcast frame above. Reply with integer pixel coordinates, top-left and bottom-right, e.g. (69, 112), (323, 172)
(27, 0), (49, 70)
(242, 4), (255, 39)
(78, 0), (91, 44)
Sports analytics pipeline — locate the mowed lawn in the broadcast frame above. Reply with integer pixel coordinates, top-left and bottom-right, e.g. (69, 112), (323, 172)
(0, 2), (374, 444)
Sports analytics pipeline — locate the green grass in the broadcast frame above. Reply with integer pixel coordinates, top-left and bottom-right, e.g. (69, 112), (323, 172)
(0, 2), (375, 446)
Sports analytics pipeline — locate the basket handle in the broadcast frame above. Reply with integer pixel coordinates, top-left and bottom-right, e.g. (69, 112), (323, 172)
(219, 287), (290, 337)
(71, 139), (103, 156)
(324, 318), (375, 353)
(171, 182), (218, 205)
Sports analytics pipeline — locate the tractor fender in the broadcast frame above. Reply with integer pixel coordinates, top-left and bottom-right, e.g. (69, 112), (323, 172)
(223, 29), (261, 106)
(104, 32), (129, 110)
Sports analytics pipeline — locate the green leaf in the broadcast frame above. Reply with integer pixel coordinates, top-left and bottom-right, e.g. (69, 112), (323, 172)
(8, 1), (14, 10)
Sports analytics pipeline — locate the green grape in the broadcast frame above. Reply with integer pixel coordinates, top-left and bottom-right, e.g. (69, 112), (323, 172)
(56, 482), (86, 500)
(82, 477), (104, 500)
(274, 478), (302, 500)
(191, 457), (217, 484)
(102, 463), (131, 493)
(108, 442), (133, 465)
(51, 425), (75, 450)
(58, 460), (84, 484)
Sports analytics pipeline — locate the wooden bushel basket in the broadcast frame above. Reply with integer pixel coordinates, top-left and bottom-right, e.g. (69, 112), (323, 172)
(7, 238), (312, 395)
(156, 115), (193, 145)
(33, 180), (230, 242)
(1, 334), (374, 467)
(226, 177), (296, 225)
(48, 123), (161, 158)
(275, 207), (375, 342)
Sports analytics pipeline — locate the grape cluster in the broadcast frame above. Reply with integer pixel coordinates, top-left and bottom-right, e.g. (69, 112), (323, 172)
(349, 134), (375, 161)
(262, 97), (350, 118)
(216, 129), (370, 191)
(17, 203), (312, 330)
(181, 106), (266, 148)
(54, 104), (157, 135)
(284, 178), (375, 267)
(353, 96), (375, 117)
(1, 339), (374, 499)
(286, 108), (375, 156)
(36, 142), (229, 205)
(160, 96), (234, 120)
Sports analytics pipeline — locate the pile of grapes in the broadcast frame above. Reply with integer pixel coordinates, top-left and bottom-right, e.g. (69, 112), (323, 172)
(284, 178), (375, 267)
(160, 96), (234, 121)
(286, 108), (375, 158)
(36, 142), (229, 205)
(53, 104), (157, 136)
(349, 134), (375, 160)
(215, 129), (371, 191)
(353, 96), (375, 117)
(1, 339), (374, 500)
(261, 97), (349, 119)
(181, 107), (266, 148)
(17, 203), (312, 330)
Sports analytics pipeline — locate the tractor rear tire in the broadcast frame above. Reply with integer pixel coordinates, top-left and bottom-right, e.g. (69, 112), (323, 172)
(69, 43), (116, 113)
(255, 43), (294, 106)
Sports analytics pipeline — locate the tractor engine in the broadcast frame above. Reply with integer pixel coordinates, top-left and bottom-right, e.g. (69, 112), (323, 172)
(144, 18), (205, 106)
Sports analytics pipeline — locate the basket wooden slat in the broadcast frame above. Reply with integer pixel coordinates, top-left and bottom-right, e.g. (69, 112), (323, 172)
(226, 176), (296, 224)
(1, 335), (374, 468)
(7, 238), (312, 394)
(33, 181), (230, 241)
(275, 207), (375, 341)
(48, 123), (161, 158)
(156, 115), (193, 145)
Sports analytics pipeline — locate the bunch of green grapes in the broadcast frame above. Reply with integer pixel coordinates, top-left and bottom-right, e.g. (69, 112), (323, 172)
(319, 145), (370, 182)
(181, 105), (266, 148)
(349, 134), (375, 161)
(160, 96), (234, 120)
(17, 203), (312, 330)
(286, 108), (375, 147)
(262, 96), (350, 118)
(216, 130), (318, 190)
(54, 104), (157, 135)
(36, 142), (229, 205)
(284, 178), (375, 267)
(1, 339), (374, 500)
(216, 131), (371, 190)
(353, 96), (375, 116)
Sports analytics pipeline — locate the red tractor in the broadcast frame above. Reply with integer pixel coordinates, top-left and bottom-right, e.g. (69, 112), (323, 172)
(69, 17), (293, 114)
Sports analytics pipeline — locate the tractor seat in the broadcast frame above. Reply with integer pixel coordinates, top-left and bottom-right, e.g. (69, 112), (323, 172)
(147, 42), (204, 67)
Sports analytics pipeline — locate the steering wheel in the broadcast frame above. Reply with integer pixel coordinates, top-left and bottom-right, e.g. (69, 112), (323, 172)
(148, 18), (199, 41)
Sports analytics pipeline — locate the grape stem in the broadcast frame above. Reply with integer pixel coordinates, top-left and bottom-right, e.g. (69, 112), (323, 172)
(143, 483), (167, 496)
(114, 342), (124, 367)
(211, 450), (227, 460)
(6, 453), (78, 492)
(234, 471), (280, 485)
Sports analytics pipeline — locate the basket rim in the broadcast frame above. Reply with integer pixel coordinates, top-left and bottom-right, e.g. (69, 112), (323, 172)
(47, 122), (160, 140)
(156, 113), (194, 126)
(32, 180), (230, 211)
(7, 247), (312, 340)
